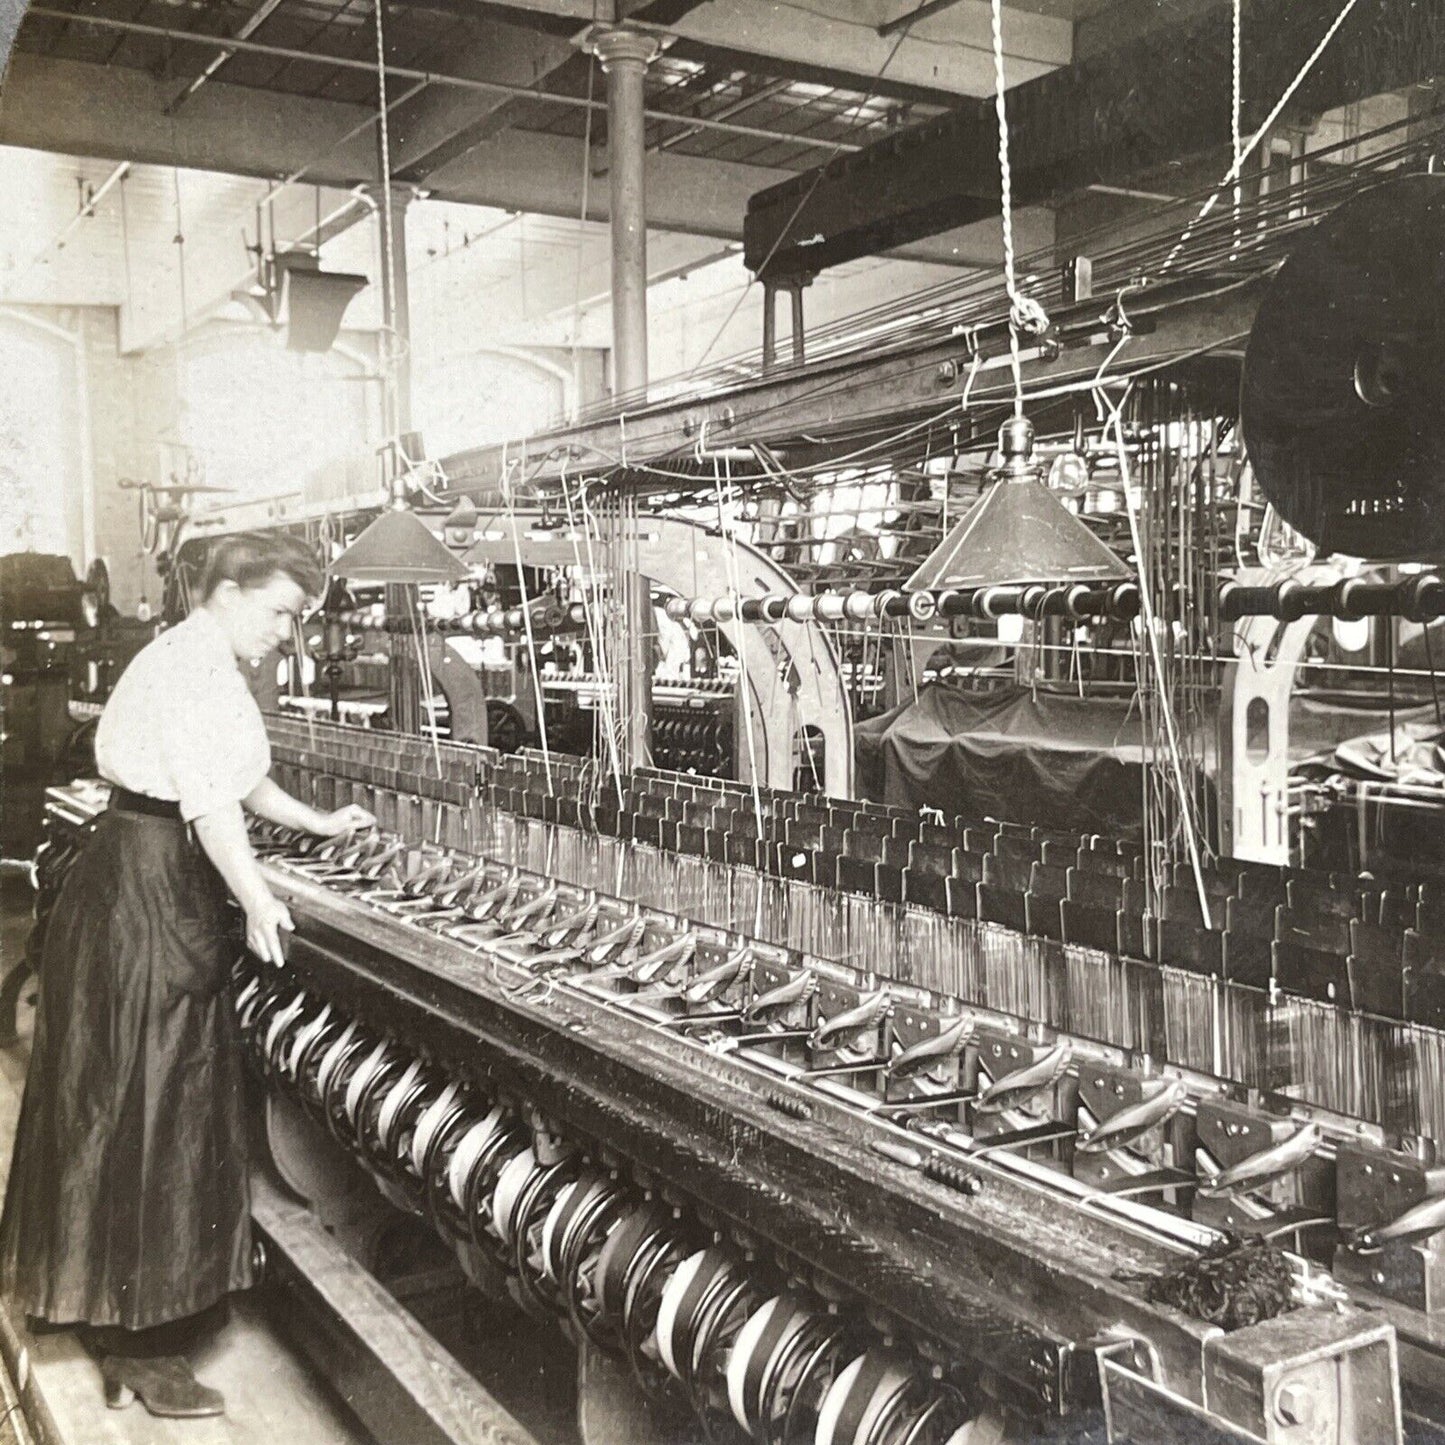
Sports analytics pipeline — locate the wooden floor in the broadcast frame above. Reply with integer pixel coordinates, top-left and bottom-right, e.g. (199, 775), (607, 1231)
(0, 879), (372, 1445)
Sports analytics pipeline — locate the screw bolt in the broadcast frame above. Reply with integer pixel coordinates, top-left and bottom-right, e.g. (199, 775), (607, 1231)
(1275, 1382), (1315, 1427)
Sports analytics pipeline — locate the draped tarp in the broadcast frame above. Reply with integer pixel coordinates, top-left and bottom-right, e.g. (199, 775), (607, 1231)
(855, 684), (1161, 839)
(855, 682), (1442, 842)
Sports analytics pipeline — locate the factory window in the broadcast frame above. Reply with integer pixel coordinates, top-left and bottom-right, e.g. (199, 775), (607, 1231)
(0, 313), (82, 559)
(176, 325), (378, 501)
(411, 349), (567, 459)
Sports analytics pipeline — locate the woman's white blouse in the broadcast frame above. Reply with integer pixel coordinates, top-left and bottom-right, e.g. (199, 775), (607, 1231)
(95, 608), (272, 822)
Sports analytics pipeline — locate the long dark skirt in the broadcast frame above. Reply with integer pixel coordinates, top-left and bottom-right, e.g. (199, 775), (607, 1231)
(0, 808), (252, 1328)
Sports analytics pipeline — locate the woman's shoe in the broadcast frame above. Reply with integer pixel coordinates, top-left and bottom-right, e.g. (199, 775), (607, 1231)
(100, 1355), (225, 1417)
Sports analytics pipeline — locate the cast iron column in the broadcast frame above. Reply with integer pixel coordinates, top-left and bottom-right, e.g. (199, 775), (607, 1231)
(762, 280), (779, 374)
(363, 178), (418, 439)
(590, 27), (659, 403)
(589, 26), (661, 772)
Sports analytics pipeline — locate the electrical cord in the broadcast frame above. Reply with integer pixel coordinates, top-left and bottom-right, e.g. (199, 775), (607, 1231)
(988, 0), (1050, 419)
(1162, 0), (1364, 271)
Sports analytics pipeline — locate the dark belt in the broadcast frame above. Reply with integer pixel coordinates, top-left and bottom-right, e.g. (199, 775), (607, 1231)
(109, 786), (184, 821)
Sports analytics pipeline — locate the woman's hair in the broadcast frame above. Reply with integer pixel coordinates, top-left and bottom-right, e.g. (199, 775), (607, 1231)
(200, 531), (325, 601)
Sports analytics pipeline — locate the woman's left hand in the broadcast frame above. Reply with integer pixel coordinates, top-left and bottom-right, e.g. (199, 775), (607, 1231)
(318, 804), (376, 836)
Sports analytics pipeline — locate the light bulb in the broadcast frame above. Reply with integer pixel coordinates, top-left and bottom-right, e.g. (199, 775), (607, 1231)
(1048, 453), (1089, 494)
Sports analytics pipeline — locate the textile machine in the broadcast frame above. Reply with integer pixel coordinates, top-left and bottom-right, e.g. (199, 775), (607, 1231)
(35, 704), (1445, 1441)
(63, 129), (1445, 1445)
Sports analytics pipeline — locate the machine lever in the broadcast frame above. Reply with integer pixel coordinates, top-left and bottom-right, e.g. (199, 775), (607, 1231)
(1197, 1122), (1323, 1197)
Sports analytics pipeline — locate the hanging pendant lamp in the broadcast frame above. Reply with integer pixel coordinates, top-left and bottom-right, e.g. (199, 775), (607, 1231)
(331, 445), (467, 587)
(325, 0), (469, 588)
(904, 417), (1130, 593)
(331, 505), (471, 585)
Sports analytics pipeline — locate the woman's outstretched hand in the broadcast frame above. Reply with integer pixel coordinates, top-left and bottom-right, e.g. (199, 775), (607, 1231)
(245, 890), (294, 966)
(318, 804), (377, 837)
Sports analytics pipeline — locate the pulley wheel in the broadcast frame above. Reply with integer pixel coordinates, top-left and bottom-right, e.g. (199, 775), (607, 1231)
(1241, 173), (1445, 559)
(84, 558), (111, 622)
(486, 699), (529, 754)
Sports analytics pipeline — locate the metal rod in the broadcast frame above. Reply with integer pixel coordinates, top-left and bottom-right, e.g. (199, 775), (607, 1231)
(799, 1057), (891, 1079)
(762, 280), (779, 376)
(877, 0), (968, 38)
(1221, 576), (1445, 623)
(652, 76), (793, 155)
(870, 1090), (977, 1116)
(24, 8), (865, 154)
(164, 0), (287, 115)
(12, 161), (129, 286)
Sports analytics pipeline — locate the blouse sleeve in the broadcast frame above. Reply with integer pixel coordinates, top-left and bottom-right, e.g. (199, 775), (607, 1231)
(160, 674), (272, 822)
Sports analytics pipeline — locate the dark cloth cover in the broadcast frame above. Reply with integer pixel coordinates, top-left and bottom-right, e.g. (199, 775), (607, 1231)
(0, 811), (252, 1328)
(855, 684), (1167, 839)
(854, 682), (1439, 843)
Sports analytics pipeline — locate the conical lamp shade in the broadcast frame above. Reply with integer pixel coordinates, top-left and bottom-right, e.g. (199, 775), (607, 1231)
(332, 507), (471, 585)
(904, 475), (1131, 592)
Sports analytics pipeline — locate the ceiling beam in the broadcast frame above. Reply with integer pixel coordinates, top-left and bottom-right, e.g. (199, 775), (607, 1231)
(428, 0), (605, 26)
(0, 51), (796, 237)
(469, 0), (1072, 96)
(877, 0), (970, 39)
(654, 36), (965, 109)
(0, 52), (384, 190)
(386, 19), (582, 182)
(665, 0), (1069, 95)
(164, 0), (288, 116)
(742, 0), (1445, 279)
(420, 122), (793, 235)
(394, 0), (724, 185)
(16, 8), (866, 157)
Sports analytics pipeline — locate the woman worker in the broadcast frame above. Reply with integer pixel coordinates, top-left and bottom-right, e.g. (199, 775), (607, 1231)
(0, 531), (374, 1418)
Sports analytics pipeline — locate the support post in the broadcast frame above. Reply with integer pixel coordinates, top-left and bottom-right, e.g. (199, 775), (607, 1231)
(589, 27), (659, 406)
(363, 174), (425, 734)
(1220, 564), (1339, 863)
(588, 26), (662, 773)
(762, 279), (779, 374)
(787, 276), (809, 364)
(362, 177), (418, 438)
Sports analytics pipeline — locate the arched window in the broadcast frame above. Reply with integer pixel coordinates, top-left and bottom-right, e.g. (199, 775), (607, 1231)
(412, 348), (567, 459)
(0, 311), (82, 558)
(176, 324), (378, 499)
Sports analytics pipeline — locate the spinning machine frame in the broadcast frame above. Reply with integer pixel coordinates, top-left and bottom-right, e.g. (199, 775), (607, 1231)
(145, 97), (1445, 1445)
(36, 761), (1431, 1444)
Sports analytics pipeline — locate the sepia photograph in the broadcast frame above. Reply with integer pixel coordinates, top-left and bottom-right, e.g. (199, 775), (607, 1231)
(0, 0), (1441, 1440)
